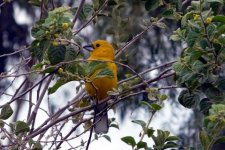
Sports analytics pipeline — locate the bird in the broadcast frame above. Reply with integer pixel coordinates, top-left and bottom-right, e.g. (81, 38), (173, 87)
(83, 40), (117, 134)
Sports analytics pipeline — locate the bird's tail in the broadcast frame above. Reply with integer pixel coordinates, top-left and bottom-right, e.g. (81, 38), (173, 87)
(94, 103), (108, 134)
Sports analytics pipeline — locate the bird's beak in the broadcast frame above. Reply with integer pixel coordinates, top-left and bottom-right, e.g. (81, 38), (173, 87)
(83, 44), (93, 52)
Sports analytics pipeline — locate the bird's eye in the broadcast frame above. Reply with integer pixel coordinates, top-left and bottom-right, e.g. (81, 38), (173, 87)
(96, 43), (100, 47)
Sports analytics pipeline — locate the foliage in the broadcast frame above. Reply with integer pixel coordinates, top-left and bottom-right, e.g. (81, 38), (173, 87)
(171, 0), (225, 149)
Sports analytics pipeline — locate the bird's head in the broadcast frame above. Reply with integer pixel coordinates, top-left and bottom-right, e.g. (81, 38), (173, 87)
(83, 40), (115, 60)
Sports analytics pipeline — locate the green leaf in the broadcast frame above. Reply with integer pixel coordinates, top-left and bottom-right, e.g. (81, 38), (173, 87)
(0, 120), (5, 128)
(172, 62), (183, 73)
(137, 141), (147, 149)
(32, 142), (42, 150)
(42, 66), (56, 73)
(166, 136), (179, 141)
(213, 15), (225, 23)
(209, 104), (225, 116)
(199, 130), (210, 150)
(94, 68), (114, 79)
(30, 40), (44, 61)
(178, 90), (198, 108)
(163, 141), (177, 149)
(206, 0), (223, 4)
(87, 61), (107, 77)
(186, 30), (199, 48)
(158, 94), (168, 101)
(132, 120), (146, 129)
(109, 123), (119, 129)
(103, 135), (111, 142)
(81, 4), (93, 20)
(150, 103), (162, 111)
(155, 22), (167, 29)
(0, 104), (13, 120)
(170, 34), (181, 41)
(214, 136), (225, 144)
(147, 128), (155, 137)
(152, 134), (161, 146)
(140, 101), (153, 110)
(145, 0), (160, 11)
(48, 45), (66, 65)
(48, 78), (67, 94)
(190, 51), (205, 62)
(192, 60), (205, 72)
(15, 121), (30, 135)
(28, 0), (41, 6)
(121, 136), (136, 148)
(162, 9), (174, 18)
(64, 45), (78, 61)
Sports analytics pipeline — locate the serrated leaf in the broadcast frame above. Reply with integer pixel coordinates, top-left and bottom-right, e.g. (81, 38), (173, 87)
(132, 120), (146, 129)
(121, 136), (136, 148)
(0, 104), (13, 120)
(15, 121), (30, 135)
(137, 141), (147, 149)
(103, 135), (111, 142)
(64, 45), (78, 61)
(48, 45), (66, 65)
(178, 90), (198, 108)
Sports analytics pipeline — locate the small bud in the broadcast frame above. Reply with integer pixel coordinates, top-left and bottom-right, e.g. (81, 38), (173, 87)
(58, 68), (63, 74)
(193, 14), (200, 21)
(54, 34), (59, 38)
(205, 17), (213, 24)
(62, 23), (70, 30)
(51, 41), (58, 46)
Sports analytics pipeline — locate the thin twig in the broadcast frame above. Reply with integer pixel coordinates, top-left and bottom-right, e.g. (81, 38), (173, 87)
(72, 0), (86, 28)
(116, 18), (165, 57)
(28, 75), (53, 125)
(73, 0), (109, 35)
